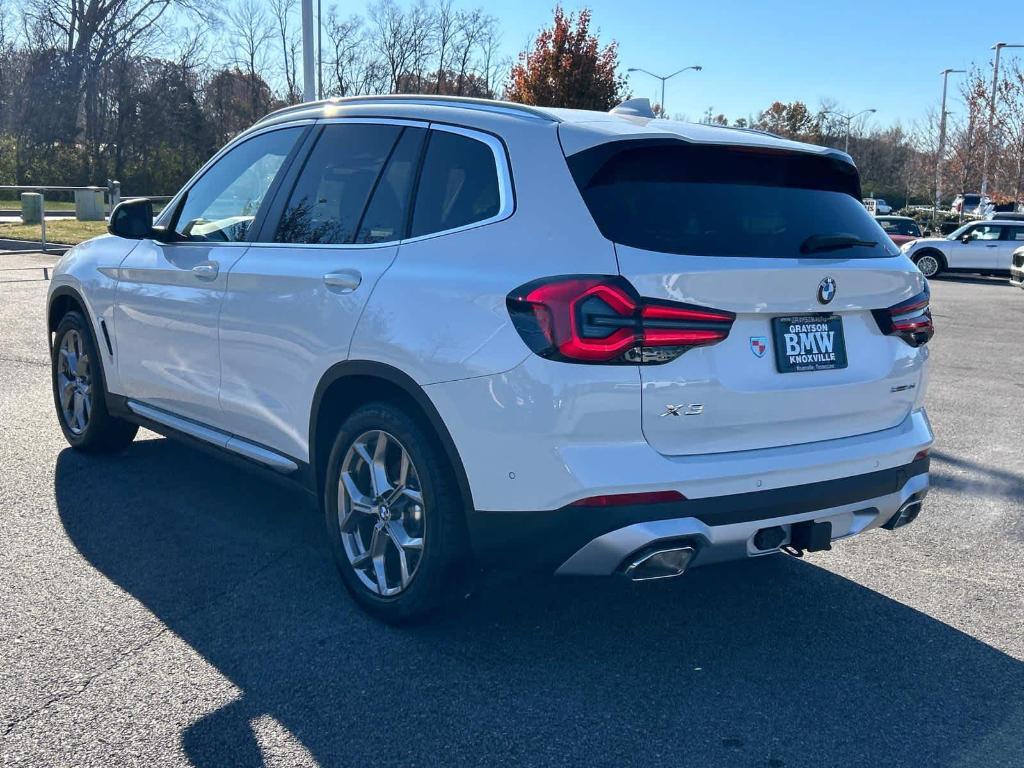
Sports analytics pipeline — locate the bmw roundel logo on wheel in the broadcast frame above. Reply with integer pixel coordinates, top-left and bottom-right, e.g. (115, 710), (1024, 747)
(817, 277), (837, 305)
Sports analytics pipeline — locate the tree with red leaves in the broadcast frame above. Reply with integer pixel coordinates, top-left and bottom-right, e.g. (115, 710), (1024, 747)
(505, 6), (628, 111)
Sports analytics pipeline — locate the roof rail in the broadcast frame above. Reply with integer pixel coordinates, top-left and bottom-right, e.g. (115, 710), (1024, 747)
(256, 94), (561, 125)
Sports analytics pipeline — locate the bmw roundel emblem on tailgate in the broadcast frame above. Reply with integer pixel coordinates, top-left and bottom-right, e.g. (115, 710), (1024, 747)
(817, 277), (837, 305)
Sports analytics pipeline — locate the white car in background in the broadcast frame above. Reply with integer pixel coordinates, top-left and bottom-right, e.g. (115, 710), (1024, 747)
(863, 197), (892, 215)
(46, 95), (935, 622)
(1011, 245), (1024, 288)
(901, 220), (1024, 278)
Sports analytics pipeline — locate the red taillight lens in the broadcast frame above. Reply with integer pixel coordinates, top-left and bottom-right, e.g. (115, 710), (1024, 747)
(872, 286), (934, 348)
(507, 276), (735, 364)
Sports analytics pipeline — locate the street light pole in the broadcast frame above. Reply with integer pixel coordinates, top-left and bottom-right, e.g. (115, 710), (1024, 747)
(301, 0), (315, 102)
(936, 69), (965, 213)
(627, 65), (702, 117)
(981, 42), (1024, 200)
(823, 108), (877, 154)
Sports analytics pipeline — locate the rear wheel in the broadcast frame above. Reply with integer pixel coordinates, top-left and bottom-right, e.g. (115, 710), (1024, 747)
(51, 311), (138, 452)
(324, 402), (469, 623)
(913, 251), (944, 278)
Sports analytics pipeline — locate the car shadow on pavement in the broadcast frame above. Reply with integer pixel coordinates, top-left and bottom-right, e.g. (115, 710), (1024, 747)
(929, 450), (1024, 502)
(55, 438), (1024, 768)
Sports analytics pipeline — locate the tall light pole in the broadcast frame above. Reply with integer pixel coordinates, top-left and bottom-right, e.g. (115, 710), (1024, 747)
(301, 0), (315, 102)
(936, 68), (965, 212)
(980, 42), (1024, 200)
(627, 65), (702, 117)
(823, 108), (877, 154)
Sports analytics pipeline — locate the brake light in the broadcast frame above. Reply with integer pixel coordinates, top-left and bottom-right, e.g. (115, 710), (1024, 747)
(506, 276), (735, 364)
(872, 286), (934, 348)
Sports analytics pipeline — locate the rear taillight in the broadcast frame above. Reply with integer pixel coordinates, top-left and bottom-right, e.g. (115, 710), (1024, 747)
(872, 286), (934, 348)
(506, 275), (735, 364)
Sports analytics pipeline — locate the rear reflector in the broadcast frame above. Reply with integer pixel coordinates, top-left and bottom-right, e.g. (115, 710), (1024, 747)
(569, 490), (685, 507)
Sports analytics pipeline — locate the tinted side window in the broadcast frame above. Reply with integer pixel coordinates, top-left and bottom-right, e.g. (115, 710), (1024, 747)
(968, 225), (1001, 241)
(410, 130), (501, 238)
(1004, 226), (1024, 241)
(274, 123), (402, 245)
(173, 127), (302, 242)
(355, 127), (426, 244)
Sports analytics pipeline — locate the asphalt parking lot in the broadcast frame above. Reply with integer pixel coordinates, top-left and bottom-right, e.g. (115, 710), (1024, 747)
(1, 250), (1022, 768)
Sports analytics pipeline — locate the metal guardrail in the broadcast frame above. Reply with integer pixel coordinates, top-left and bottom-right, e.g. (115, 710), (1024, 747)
(0, 181), (172, 252)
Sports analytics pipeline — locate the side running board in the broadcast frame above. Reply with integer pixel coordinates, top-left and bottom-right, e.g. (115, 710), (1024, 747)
(126, 400), (299, 474)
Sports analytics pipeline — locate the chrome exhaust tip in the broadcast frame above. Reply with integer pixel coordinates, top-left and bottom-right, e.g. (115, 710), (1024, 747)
(883, 492), (926, 530)
(622, 545), (695, 582)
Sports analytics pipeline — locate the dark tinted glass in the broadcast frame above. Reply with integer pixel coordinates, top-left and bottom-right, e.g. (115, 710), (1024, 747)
(355, 127), (426, 244)
(878, 218), (920, 236)
(174, 127), (301, 242)
(275, 124), (401, 244)
(410, 130), (500, 238)
(567, 141), (896, 259)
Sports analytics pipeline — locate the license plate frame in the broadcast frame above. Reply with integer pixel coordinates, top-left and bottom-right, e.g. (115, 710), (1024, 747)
(770, 314), (848, 374)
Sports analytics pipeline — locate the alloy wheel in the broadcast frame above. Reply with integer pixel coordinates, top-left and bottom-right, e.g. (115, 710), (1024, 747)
(337, 430), (426, 596)
(916, 255), (939, 278)
(57, 329), (92, 435)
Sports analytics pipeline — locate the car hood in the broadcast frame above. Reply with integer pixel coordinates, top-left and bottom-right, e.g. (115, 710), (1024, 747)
(906, 236), (949, 250)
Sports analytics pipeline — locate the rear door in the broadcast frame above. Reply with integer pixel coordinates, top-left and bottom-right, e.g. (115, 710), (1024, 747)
(566, 139), (927, 456)
(217, 120), (425, 460)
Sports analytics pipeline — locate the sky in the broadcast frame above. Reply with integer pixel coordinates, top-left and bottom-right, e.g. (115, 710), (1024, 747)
(415, 0), (1024, 128)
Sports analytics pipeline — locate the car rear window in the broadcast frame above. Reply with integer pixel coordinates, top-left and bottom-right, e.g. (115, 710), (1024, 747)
(567, 140), (895, 258)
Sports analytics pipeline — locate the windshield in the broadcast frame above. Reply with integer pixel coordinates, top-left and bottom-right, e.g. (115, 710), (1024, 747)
(567, 140), (896, 259)
(878, 218), (920, 236)
(947, 223), (974, 240)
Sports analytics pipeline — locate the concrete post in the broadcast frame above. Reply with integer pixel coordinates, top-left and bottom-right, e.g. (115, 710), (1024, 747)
(20, 192), (43, 224)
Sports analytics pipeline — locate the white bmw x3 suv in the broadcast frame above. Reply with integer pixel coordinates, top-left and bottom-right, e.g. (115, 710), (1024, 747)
(47, 95), (934, 621)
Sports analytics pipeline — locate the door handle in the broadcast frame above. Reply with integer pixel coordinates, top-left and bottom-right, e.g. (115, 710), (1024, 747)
(323, 270), (362, 293)
(985, 244), (998, 248)
(192, 261), (219, 280)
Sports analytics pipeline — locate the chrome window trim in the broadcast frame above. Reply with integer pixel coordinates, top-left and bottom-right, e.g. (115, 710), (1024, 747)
(246, 119), (515, 250)
(154, 120), (316, 231)
(400, 122), (515, 246)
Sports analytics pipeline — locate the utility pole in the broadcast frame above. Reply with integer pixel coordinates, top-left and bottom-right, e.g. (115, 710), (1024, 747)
(822, 109), (877, 154)
(627, 66), (702, 117)
(981, 42), (1024, 200)
(301, 0), (316, 102)
(316, 0), (323, 99)
(936, 69), (965, 213)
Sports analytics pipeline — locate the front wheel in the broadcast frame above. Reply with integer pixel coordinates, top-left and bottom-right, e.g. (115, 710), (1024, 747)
(913, 252), (944, 278)
(51, 311), (138, 452)
(323, 402), (470, 623)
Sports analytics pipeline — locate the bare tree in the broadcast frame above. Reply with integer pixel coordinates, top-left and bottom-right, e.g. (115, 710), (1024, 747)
(225, 0), (274, 121)
(269, 0), (300, 104)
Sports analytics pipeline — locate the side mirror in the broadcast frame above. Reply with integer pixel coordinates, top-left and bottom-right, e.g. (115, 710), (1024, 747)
(108, 198), (155, 240)
(960, 233), (972, 244)
(923, 229), (932, 237)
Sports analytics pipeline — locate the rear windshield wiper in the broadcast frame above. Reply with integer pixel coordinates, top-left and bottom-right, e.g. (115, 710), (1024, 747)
(800, 233), (878, 254)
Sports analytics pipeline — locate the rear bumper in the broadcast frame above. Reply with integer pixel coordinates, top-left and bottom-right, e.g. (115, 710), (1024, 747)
(469, 457), (929, 574)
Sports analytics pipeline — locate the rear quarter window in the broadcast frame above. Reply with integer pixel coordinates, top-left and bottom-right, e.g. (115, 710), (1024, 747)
(567, 140), (897, 259)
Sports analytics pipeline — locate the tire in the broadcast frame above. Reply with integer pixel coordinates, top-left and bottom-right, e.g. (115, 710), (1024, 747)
(323, 401), (470, 623)
(913, 251), (945, 278)
(51, 310), (138, 452)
